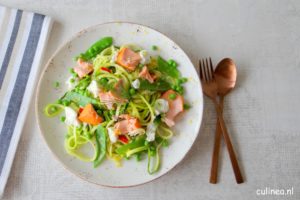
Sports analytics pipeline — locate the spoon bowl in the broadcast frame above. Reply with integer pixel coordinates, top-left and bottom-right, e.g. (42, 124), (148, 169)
(214, 58), (237, 96)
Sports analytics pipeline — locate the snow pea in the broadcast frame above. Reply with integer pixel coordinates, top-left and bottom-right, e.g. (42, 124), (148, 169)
(75, 37), (113, 61)
(139, 79), (171, 91)
(61, 91), (102, 108)
(115, 136), (146, 155)
(94, 125), (107, 167)
(157, 56), (179, 79)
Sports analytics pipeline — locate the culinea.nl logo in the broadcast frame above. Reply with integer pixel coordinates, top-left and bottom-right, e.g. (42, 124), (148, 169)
(256, 187), (294, 196)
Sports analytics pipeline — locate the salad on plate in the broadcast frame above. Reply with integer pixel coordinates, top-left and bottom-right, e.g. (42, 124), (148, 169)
(44, 36), (190, 174)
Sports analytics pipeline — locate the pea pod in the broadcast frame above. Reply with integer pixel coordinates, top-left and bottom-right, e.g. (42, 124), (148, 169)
(139, 79), (171, 91)
(157, 56), (179, 79)
(75, 37), (113, 61)
(61, 91), (102, 108)
(115, 136), (146, 155)
(94, 125), (107, 167)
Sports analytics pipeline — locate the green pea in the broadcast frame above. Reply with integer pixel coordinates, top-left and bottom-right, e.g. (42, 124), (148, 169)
(129, 88), (136, 95)
(168, 59), (177, 67)
(169, 93), (177, 100)
(70, 78), (75, 83)
(60, 116), (66, 122)
(152, 45), (158, 51)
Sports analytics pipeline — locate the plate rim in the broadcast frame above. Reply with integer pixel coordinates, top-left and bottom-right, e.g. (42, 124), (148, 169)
(35, 21), (203, 188)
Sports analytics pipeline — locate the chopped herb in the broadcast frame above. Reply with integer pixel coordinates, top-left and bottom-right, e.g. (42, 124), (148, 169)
(179, 77), (188, 83)
(136, 153), (142, 161)
(96, 109), (103, 116)
(184, 103), (191, 110)
(54, 81), (60, 88)
(62, 100), (71, 106)
(162, 140), (169, 147)
(56, 99), (62, 104)
(70, 78), (75, 83)
(69, 68), (75, 74)
(109, 110), (116, 116)
(60, 116), (66, 122)
(99, 78), (108, 85)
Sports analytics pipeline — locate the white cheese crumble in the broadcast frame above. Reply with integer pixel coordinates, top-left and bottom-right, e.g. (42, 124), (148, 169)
(139, 50), (151, 65)
(154, 99), (169, 115)
(87, 80), (100, 98)
(107, 127), (118, 143)
(64, 107), (80, 127)
(131, 79), (140, 89)
(128, 128), (145, 137)
(111, 50), (119, 63)
(146, 122), (158, 142)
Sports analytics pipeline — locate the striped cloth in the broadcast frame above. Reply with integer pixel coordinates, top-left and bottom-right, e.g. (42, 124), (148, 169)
(0, 5), (52, 196)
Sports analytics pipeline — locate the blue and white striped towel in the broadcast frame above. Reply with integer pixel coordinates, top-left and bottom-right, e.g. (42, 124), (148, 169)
(0, 5), (53, 196)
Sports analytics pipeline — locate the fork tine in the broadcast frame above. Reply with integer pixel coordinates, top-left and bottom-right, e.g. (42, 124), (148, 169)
(205, 58), (211, 81)
(203, 58), (209, 82)
(198, 59), (203, 81)
(200, 59), (206, 83)
(202, 59), (208, 82)
(209, 57), (214, 79)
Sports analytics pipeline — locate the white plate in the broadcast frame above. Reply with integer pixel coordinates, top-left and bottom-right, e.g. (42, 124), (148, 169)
(36, 22), (203, 187)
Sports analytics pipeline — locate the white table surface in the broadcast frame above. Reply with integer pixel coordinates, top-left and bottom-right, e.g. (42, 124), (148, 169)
(1, 0), (300, 199)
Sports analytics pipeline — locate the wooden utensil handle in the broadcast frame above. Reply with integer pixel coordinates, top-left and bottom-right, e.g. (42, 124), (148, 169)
(209, 97), (224, 184)
(213, 99), (244, 184)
